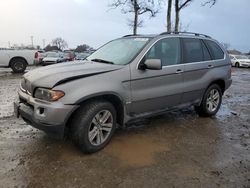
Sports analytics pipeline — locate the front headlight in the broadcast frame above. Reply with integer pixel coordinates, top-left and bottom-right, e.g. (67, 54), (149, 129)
(34, 88), (65, 101)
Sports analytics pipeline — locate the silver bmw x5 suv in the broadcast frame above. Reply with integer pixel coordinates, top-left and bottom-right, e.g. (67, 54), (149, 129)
(15, 32), (232, 153)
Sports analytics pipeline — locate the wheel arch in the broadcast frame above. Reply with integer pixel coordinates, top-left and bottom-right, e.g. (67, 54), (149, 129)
(9, 56), (28, 67)
(235, 62), (240, 67)
(208, 79), (226, 94)
(65, 92), (125, 131)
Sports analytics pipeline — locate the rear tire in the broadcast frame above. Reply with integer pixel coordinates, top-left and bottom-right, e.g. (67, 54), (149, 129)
(71, 100), (116, 153)
(195, 84), (222, 117)
(10, 58), (27, 73)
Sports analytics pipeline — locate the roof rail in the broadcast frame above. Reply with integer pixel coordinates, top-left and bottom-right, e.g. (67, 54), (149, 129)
(123, 34), (142, 37)
(160, 31), (211, 38)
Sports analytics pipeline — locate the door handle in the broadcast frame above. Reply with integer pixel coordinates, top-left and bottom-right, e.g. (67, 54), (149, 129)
(176, 69), (184, 74)
(208, 65), (214, 69)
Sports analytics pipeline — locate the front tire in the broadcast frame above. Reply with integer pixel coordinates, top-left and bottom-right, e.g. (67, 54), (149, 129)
(10, 58), (27, 73)
(71, 100), (116, 153)
(195, 84), (222, 117)
(235, 62), (240, 68)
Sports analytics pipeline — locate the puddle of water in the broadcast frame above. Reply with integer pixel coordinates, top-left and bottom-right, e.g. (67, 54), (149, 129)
(105, 132), (169, 167)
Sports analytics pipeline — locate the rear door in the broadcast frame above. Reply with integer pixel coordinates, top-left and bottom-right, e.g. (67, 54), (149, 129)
(130, 37), (184, 114)
(181, 38), (212, 104)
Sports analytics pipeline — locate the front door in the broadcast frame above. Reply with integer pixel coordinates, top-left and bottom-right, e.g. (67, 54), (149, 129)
(130, 37), (184, 114)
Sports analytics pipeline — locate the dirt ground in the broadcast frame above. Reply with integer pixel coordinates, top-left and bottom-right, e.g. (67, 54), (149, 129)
(0, 67), (249, 188)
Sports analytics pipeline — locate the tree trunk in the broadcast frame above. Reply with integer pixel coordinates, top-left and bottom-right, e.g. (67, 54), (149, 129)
(133, 0), (139, 35)
(133, 10), (138, 35)
(167, 0), (172, 32)
(174, 10), (179, 32)
(174, 0), (179, 32)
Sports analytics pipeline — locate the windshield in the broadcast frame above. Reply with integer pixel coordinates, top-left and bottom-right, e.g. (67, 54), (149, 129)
(87, 37), (150, 65)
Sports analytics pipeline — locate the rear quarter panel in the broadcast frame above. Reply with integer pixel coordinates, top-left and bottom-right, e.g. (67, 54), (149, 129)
(0, 50), (11, 66)
(6, 50), (36, 65)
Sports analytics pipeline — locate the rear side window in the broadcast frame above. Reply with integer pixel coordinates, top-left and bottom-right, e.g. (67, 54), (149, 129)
(182, 38), (203, 63)
(204, 40), (224, 60)
(201, 41), (211, 61)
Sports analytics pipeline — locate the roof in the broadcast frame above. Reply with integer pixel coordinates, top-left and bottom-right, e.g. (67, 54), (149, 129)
(123, 32), (212, 39)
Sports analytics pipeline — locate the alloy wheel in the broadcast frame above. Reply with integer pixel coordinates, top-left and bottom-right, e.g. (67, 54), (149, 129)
(88, 110), (113, 146)
(206, 89), (220, 112)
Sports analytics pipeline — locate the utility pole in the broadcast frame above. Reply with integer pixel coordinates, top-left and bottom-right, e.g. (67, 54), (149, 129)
(42, 39), (46, 49)
(30, 36), (34, 48)
(8, 41), (11, 48)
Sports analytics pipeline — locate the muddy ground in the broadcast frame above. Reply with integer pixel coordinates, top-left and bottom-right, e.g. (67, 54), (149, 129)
(0, 67), (249, 188)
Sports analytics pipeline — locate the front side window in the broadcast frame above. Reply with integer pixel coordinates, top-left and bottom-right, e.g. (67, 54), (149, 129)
(144, 38), (181, 66)
(87, 38), (150, 65)
(204, 40), (224, 60)
(183, 38), (203, 63)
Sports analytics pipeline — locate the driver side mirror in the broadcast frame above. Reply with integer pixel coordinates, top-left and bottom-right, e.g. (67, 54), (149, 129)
(139, 59), (162, 70)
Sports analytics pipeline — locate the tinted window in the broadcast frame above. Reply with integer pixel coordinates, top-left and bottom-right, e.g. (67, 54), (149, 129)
(144, 38), (181, 66)
(204, 40), (224, 60)
(201, 40), (211, 61)
(182, 38), (203, 63)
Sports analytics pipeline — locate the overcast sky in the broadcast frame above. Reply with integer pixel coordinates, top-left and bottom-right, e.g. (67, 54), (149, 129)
(0, 0), (249, 52)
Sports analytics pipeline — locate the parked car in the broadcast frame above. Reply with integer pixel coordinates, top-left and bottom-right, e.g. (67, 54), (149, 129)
(41, 52), (66, 65)
(229, 54), (250, 68)
(0, 49), (37, 73)
(34, 50), (45, 65)
(74, 52), (91, 60)
(63, 51), (75, 61)
(15, 32), (232, 153)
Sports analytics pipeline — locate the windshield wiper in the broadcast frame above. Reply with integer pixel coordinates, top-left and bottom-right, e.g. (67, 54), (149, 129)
(91, 58), (114, 64)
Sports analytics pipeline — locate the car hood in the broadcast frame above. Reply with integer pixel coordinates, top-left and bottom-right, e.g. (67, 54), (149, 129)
(23, 61), (123, 89)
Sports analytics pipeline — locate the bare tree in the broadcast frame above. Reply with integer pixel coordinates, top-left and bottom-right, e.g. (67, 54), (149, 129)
(167, 0), (172, 32)
(75, 44), (93, 52)
(174, 0), (192, 32)
(109, 0), (160, 35)
(51, 37), (68, 50)
(202, 0), (216, 7)
(44, 44), (60, 52)
(174, 0), (217, 32)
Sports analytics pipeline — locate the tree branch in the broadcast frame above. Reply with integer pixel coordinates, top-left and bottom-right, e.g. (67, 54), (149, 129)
(109, 0), (128, 7)
(179, 0), (193, 10)
(202, 0), (217, 7)
(138, 7), (158, 16)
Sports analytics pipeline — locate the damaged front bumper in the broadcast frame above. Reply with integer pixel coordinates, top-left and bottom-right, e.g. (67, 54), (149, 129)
(14, 89), (78, 139)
